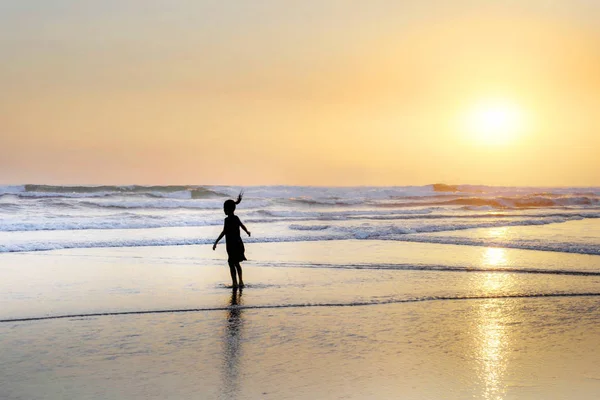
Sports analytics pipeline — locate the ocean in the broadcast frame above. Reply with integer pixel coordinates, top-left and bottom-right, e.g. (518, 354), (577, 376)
(1, 183), (599, 255)
(2, 184), (600, 399)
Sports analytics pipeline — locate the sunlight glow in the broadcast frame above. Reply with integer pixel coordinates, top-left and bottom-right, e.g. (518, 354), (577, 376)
(465, 101), (525, 145)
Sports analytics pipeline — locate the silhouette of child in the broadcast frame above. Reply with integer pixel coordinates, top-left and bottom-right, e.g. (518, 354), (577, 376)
(213, 192), (251, 288)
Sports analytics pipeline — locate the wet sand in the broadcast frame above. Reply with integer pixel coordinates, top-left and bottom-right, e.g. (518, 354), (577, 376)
(1, 241), (599, 399)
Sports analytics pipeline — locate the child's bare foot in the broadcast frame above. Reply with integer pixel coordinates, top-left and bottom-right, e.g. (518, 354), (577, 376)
(239, 282), (245, 288)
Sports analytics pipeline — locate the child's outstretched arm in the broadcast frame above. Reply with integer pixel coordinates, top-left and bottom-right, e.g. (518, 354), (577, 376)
(240, 220), (251, 237)
(213, 229), (225, 250)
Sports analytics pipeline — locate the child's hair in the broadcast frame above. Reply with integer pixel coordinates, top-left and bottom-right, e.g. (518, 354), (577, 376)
(224, 191), (243, 215)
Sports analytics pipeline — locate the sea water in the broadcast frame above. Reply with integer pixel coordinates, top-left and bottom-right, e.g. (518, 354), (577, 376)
(1, 184), (599, 254)
(2, 185), (600, 399)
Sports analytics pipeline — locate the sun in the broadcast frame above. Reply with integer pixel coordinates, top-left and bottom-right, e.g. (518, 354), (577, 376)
(464, 101), (525, 145)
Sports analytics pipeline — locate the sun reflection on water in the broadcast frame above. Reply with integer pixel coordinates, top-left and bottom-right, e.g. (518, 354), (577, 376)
(487, 227), (509, 238)
(481, 247), (512, 292)
(476, 301), (510, 400)
(475, 246), (516, 400)
(483, 248), (507, 267)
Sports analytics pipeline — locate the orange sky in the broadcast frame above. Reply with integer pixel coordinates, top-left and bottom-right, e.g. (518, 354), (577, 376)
(1, 1), (599, 186)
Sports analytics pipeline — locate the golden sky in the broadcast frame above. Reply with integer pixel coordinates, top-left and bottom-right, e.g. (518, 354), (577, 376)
(1, 1), (599, 186)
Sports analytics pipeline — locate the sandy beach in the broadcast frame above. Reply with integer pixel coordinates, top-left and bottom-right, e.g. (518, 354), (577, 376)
(2, 240), (600, 399)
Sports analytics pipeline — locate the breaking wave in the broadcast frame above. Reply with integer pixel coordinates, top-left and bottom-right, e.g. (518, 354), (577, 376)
(2, 184), (599, 210)
(373, 195), (600, 209)
(2, 183), (599, 255)
(1, 185), (229, 199)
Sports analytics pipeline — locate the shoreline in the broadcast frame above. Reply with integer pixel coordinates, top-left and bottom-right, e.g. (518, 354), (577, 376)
(3, 291), (600, 325)
(2, 240), (599, 321)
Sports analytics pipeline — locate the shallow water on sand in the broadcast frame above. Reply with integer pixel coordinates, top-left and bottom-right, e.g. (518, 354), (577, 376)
(1, 296), (599, 400)
(1, 240), (600, 321)
(1, 239), (600, 399)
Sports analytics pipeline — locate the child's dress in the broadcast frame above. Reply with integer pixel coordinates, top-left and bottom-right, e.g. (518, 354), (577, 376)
(224, 215), (247, 263)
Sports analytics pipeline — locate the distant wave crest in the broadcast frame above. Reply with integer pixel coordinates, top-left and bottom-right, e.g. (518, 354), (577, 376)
(0, 185), (229, 200)
(374, 195), (600, 209)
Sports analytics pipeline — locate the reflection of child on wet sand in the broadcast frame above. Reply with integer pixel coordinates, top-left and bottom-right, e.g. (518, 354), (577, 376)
(213, 192), (251, 288)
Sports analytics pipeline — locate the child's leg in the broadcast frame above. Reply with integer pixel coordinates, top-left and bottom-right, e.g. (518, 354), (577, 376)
(228, 261), (238, 288)
(235, 263), (244, 287)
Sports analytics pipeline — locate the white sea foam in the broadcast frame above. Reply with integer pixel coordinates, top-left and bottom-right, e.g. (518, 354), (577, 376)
(0, 185), (25, 195)
(2, 184), (599, 254)
(1, 214), (597, 254)
(2, 207), (596, 233)
(2, 229), (598, 255)
(289, 224), (331, 231)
